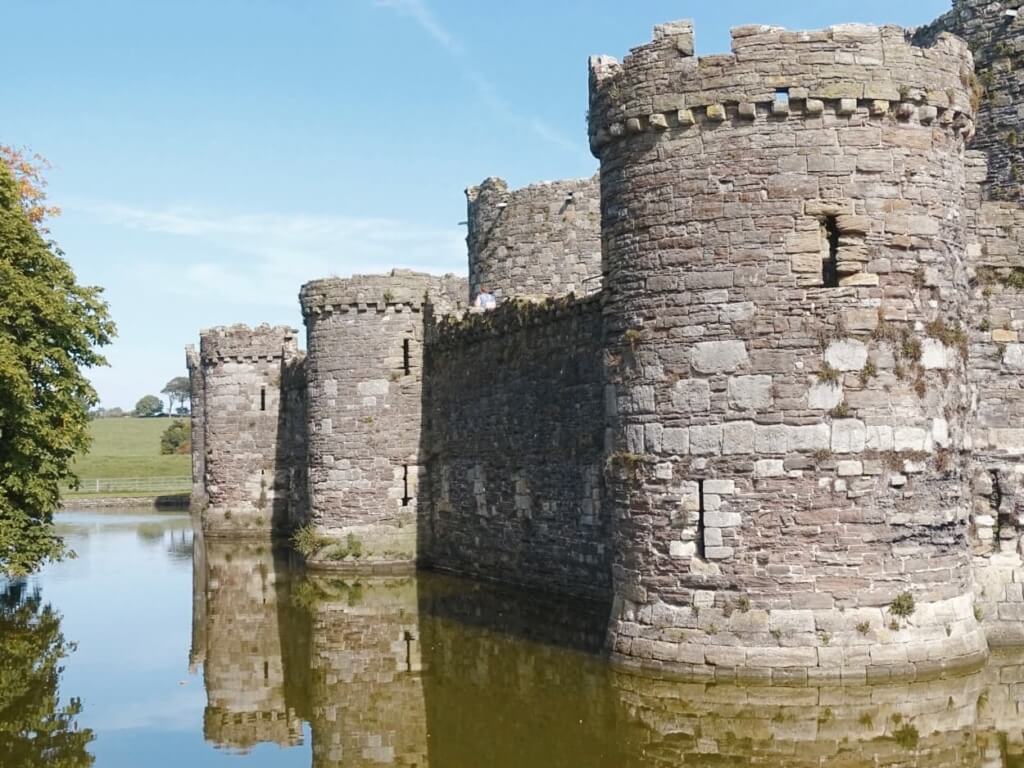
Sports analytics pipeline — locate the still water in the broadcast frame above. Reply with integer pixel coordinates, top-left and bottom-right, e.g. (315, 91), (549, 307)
(3, 507), (1024, 767)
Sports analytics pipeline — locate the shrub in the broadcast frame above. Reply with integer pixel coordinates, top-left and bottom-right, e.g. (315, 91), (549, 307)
(159, 419), (191, 455)
(890, 592), (916, 619)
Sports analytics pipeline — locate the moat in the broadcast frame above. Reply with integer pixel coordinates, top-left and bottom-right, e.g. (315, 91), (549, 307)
(0, 506), (1022, 767)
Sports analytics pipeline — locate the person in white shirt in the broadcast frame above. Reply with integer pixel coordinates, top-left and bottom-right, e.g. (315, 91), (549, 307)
(474, 285), (497, 310)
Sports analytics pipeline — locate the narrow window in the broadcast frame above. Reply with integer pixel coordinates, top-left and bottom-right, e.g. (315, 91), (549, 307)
(402, 338), (411, 375)
(696, 479), (706, 559)
(263, 661), (269, 682)
(822, 216), (840, 288)
(402, 464), (412, 507)
(775, 87), (790, 105)
(260, 387), (266, 411)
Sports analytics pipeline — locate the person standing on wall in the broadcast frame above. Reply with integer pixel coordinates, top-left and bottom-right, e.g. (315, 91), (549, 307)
(475, 285), (496, 310)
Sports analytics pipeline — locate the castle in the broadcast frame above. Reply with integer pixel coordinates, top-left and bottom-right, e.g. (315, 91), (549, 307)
(187, 0), (1024, 683)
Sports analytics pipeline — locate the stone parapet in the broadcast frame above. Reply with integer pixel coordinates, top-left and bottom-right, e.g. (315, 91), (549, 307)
(199, 324), (300, 364)
(589, 22), (975, 156)
(300, 269), (466, 317)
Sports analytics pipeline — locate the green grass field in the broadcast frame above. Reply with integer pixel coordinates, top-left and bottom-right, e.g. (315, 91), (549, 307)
(68, 418), (191, 495)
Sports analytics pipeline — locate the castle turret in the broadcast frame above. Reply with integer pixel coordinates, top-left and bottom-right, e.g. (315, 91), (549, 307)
(196, 324), (307, 537)
(299, 270), (465, 569)
(590, 21), (986, 681)
(466, 175), (601, 304)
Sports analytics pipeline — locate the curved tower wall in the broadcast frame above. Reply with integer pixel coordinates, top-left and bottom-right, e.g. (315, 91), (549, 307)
(186, 344), (207, 513)
(300, 270), (465, 569)
(199, 324), (306, 537)
(466, 175), (601, 304)
(590, 22), (986, 681)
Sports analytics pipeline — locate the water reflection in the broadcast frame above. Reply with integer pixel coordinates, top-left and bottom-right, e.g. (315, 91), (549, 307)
(16, 510), (1024, 767)
(0, 580), (94, 768)
(189, 533), (1024, 768)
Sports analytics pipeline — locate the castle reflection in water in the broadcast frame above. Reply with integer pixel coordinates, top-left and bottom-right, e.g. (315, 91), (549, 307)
(190, 535), (1024, 768)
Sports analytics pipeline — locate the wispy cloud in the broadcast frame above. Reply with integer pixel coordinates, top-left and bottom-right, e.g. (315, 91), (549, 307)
(73, 200), (465, 308)
(373, 0), (462, 54)
(372, 0), (586, 162)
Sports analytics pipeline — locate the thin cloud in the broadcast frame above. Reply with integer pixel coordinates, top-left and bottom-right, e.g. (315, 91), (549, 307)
(73, 200), (465, 307)
(373, 0), (462, 54)
(372, 0), (586, 160)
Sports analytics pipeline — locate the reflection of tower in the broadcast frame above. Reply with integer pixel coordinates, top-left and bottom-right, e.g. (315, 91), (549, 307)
(190, 532), (207, 673)
(307, 576), (428, 768)
(200, 538), (304, 752)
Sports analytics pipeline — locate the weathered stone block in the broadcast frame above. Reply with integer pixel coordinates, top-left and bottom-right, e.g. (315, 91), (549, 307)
(728, 375), (773, 411)
(691, 341), (748, 374)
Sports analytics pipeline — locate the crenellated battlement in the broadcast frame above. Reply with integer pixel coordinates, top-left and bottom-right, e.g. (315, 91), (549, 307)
(198, 324), (300, 364)
(589, 22), (975, 155)
(299, 269), (466, 317)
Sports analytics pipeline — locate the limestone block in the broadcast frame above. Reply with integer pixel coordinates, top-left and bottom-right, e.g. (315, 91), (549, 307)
(921, 338), (948, 369)
(723, 421), (756, 454)
(808, 382), (842, 410)
(677, 108), (695, 126)
(805, 99), (824, 115)
(706, 104), (726, 122)
(755, 424), (788, 453)
(837, 460), (863, 476)
(678, 480), (701, 511)
(837, 98), (858, 115)
(932, 418), (950, 448)
(747, 647), (818, 668)
(705, 511), (741, 528)
(1004, 344), (1024, 372)
(663, 427), (690, 455)
(648, 112), (669, 130)
(831, 420), (867, 453)
(672, 379), (711, 412)
(755, 459), (785, 477)
(691, 341), (748, 374)
(689, 425), (723, 455)
(625, 117), (643, 134)
(769, 610), (815, 634)
(894, 426), (931, 453)
(728, 375), (773, 411)
(838, 273), (879, 287)
(670, 540), (697, 558)
(703, 479), (735, 495)
(866, 425), (894, 451)
(790, 424), (831, 452)
(825, 340), (867, 371)
(738, 102), (756, 120)
(993, 329), (1019, 343)
(705, 546), (734, 560)
(357, 379), (389, 396)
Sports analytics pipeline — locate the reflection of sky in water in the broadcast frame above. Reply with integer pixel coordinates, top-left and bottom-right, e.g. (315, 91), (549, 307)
(43, 508), (310, 767)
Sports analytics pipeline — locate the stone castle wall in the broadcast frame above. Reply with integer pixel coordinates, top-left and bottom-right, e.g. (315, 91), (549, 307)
(195, 324), (307, 537)
(299, 271), (466, 569)
(915, 0), (1024, 201)
(186, 345), (207, 512)
(590, 22), (986, 681)
(420, 295), (611, 600)
(189, 6), (1024, 682)
(466, 175), (602, 304)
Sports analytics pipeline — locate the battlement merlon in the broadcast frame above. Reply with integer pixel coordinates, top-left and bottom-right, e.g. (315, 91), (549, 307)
(299, 269), (466, 317)
(588, 21), (976, 156)
(186, 344), (199, 372)
(198, 324), (301, 364)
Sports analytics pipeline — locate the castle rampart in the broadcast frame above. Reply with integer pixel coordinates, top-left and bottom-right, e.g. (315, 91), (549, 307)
(421, 294), (611, 600)
(194, 324), (307, 537)
(915, 0), (1024, 201)
(465, 175), (601, 303)
(186, 344), (207, 512)
(591, 22), (985, 681)
(190, 6), (1024, 685)
(299, 270), (465, 570)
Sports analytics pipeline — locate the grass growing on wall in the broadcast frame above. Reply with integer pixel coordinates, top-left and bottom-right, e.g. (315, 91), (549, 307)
(68, 418), (191, 492)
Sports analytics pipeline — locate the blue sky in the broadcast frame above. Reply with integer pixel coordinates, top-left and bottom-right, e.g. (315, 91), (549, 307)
(3, 0), (949, 409)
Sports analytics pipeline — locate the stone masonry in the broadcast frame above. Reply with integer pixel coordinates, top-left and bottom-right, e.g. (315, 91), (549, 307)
(189, 3), (1024, 682)
(466, 175), (602, 304)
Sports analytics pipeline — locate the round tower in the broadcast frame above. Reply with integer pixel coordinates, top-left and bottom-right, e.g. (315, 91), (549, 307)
(466, 175), (602, 304)
(299, 269), (464, 570)
(590, 21), (986, 680)
(198, 324), (305, 537)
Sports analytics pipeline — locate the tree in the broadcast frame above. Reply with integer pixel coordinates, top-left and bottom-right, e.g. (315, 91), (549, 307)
(0, 581), (95, 767)
(160, 419), (191, 455)
(133, 395), (163, 418)
(0, 153), (115, 576)
(161, 376), (191, 415)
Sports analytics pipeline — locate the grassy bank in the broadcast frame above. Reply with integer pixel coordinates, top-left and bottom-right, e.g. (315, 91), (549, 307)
(67, 417), (191, 497)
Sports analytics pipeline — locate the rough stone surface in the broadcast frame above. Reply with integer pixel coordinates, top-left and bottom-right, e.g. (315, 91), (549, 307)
(466, 176), (601, 305)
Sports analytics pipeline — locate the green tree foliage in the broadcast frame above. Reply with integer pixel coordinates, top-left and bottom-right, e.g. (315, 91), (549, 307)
(0, 581), (95, 767)
(161, 376), (191, 415)
(159, 419), (191, 455)
(133, 395), (163, 418)
(0, 159), (114, 576)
